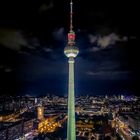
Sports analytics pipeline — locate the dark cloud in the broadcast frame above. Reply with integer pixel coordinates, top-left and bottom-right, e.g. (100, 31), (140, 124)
(52, 28), (65, 41)
(0, 28), (27, 51)
(0, 28), (56, 61)
(86, 71), (131, 80)
(43, 48), (53, 52)
(88, 33), (128, 52)
(39, 1), (53, 13)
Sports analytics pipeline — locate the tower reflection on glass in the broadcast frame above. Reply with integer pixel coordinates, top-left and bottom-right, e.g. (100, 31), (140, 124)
(64, 0), (79, 140)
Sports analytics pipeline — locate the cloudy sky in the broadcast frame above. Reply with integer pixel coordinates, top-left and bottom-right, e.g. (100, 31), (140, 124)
(0, 0), (139, 96)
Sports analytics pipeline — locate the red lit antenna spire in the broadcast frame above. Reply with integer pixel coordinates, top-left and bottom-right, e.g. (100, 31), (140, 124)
(68, 0), (75, 44)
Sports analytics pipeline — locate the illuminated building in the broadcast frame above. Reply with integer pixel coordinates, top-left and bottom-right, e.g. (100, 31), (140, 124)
(64, 0), (79, 140)
(128, 116), (140, 131)
(38, 119), (59, 133)
(111, 120), (116, 128)
(35, 98), (38, 104)
(121, 95), (124, 100)
(7, 122), (22, 140)
(23, 119), (34, 134)
(0, 129), (7, 140)
(37, 105), (44, 121)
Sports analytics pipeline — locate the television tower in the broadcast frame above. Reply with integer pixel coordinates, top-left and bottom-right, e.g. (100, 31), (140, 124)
(64, 0), (79, 140)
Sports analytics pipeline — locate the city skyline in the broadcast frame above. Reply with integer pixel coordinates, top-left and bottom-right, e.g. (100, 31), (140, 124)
(0, 94), (140, 139)
(0, 0), (139, 96)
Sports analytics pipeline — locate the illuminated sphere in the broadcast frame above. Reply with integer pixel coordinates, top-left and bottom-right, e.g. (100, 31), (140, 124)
(64, 46), (79, 58)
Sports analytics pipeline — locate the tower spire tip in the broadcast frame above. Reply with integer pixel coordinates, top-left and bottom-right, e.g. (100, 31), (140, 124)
(70, 0), (73, 31)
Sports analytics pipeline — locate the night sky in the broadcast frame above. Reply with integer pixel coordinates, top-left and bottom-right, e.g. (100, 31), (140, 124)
(0, 0), (139, 96)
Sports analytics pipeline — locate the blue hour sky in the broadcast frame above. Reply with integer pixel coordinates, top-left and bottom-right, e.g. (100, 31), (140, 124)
(0, 0), (139, 96)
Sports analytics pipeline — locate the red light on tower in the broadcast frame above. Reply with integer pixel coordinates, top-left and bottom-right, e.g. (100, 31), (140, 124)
(68, 33), (75, 41)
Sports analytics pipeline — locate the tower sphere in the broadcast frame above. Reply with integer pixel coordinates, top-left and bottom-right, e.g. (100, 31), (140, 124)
(64, 46), (79, 58)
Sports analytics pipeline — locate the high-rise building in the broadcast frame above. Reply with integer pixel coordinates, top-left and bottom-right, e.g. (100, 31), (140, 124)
(7, 122), (22, 140)
(37, 105), (44, 121)
(128, 116), (140, 131)
(64, 0), (79, 140)
(23, 119), (34, 134)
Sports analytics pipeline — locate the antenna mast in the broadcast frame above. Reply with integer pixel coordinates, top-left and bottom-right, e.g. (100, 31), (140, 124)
(70, 0), (73, 31)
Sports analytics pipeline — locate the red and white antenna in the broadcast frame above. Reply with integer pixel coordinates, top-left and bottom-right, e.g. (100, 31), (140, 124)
(68, 0), (75, 43)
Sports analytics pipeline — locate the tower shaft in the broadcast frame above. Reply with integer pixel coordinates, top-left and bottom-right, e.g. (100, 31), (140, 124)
(64, 0), (78, 139)
(67, 57), (76, 140)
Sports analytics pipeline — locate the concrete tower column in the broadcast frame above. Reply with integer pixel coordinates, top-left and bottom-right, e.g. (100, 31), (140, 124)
(64, 1), (79, 140)
(67, 57), (76, 140)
